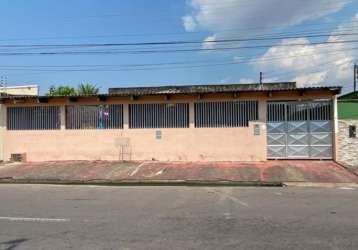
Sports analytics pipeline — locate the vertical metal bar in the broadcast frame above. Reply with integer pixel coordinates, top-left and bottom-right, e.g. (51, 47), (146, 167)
(152, 104), (155, 128)
(196, 103), (199, 128)
(137, 105), (140, 129)
(133, 104), (142, 128)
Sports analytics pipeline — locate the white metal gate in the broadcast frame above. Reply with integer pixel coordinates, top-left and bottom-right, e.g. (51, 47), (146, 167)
(267, 101), (333, 159)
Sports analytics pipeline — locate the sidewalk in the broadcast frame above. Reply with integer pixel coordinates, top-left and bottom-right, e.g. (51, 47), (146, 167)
(0, 160), (357, 186)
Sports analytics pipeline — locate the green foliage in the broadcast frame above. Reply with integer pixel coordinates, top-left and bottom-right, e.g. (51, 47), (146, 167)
(46, 83), (100, 96)
(47, 85), (77, 96)
(77, 83), (99, 95)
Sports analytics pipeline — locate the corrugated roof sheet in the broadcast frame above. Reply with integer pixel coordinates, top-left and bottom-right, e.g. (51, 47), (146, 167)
(338, 91), (358, 100)
(108, 82), (341, 96)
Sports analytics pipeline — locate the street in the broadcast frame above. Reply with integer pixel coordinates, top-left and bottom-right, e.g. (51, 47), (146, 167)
(0, 185), (357, 250)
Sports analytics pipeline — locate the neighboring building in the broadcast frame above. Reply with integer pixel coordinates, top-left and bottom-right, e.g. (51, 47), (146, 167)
(0, 85), (39, 96)
(0, 82), (341, 162)
(338, 91), (358, 168)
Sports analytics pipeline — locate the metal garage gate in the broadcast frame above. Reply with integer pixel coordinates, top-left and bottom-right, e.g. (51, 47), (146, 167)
(267, 101), (333, 159)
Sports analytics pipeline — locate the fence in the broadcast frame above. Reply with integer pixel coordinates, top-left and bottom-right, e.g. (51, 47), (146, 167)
(194, 101), (258, 128)
(129, 103), (189, 129)
(66, 105), (123, 129)
(7, 106), (60, 130)
(6, 101), (260, 130)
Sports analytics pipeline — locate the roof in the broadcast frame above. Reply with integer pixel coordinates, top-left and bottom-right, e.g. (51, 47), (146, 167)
(0, 82), (342, 102)
(1, 85), (38, 89)
(338, 91), (358, 100)
(108, 82), (341, 96)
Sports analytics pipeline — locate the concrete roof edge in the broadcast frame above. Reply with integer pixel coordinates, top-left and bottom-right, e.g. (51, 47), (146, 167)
(2, 84), (39, 89)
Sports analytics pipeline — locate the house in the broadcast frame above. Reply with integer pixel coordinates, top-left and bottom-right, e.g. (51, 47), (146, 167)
(0, 85), (39, 96)
(338, 91), (358, 168)
(0, 82), (341, 162)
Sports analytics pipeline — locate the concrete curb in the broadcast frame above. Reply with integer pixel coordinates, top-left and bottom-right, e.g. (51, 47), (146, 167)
(0, 178), (283, 187)
(283, 182), (358, 188)
(334, 161), (358, 179)
(1, 179), (356, 188)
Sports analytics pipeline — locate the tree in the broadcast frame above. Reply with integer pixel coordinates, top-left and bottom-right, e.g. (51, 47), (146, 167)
(77, 83), (99, 95)
(47, 85), (77, 96)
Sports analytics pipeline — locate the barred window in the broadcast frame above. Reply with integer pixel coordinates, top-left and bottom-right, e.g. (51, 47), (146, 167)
(268, 102), (332, 122)
(129, 103), (189, 129)
(195, 101), (258, 128)
(7, 106), (60, 130)
(309, 102), (332, 121)
(66, 105), (123, 129)
(267, 103), (286, 122)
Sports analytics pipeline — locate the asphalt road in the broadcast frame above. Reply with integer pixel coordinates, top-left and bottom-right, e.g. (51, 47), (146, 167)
(0, 185), (357, 250)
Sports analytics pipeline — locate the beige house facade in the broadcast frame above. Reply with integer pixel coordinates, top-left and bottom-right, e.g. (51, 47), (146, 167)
(1, 85), (39, 96)
(0, 82), (341, 162)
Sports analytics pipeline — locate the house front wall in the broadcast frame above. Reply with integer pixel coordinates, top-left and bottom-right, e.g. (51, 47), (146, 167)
(1, 91), (337, 162)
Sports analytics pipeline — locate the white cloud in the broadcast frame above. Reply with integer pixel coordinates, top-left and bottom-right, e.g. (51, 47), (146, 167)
(183, 0), (355, 90)
(183, 0), (352, 39)
(239, 78), (254, 83)
(182, 15), (197, 32)
(252, 15), (358, 88)
(202, 34), (217, 49)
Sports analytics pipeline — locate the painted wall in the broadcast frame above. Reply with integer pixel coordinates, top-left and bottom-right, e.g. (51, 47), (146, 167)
(1, 91), (337, 162)
(1, 85), (39, 96)
(2, 100), (267, 162)
(338, 102), (358, 120)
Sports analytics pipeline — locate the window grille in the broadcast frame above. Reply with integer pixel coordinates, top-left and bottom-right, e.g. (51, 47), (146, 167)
(267, 103), (286, 122)
(309, 102), (332, 121)
(268, 101), (332, 122)
(66, 105), (123, 129)
(7, 106), (60, 130)
(195, 100), (258, 128)
(129, 103), (189, 129)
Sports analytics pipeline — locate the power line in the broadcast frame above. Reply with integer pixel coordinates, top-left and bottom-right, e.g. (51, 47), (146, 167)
(0, 45), (357, 72)
(1, 31), (358, 49)
(0, 14), (357, 42)
(1, 38), (358, 56)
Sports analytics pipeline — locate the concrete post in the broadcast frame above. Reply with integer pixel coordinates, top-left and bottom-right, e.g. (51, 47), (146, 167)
(60, 105), (66, 130)
(333, 96), (339, 161)
(123, 104), (129, 130)
(189, 102), (195, 128)
(258, 99), (267, 159)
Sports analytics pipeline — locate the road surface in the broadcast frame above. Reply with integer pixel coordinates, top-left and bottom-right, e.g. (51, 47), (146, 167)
(0, 184), (357, 250)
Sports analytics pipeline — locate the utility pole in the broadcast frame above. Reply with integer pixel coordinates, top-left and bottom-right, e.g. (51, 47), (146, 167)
(260, 72), (263, 84)
(0, 76), (7, 96)
(354, 64), (358, 93)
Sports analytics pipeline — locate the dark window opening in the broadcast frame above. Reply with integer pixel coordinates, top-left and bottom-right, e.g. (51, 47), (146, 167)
(349, 125), (356, 138)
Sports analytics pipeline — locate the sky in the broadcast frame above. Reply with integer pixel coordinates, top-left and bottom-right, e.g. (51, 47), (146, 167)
(0, 0), (357, 94)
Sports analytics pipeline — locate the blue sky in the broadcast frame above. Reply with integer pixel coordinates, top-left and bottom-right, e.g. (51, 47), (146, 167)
(0, 0), (357, 94)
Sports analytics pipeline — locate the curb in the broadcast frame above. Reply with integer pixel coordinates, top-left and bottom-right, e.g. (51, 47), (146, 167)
(334, 161), (358, 179)
(0, 178), (283, 187)
(283, 182), (358, 188)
